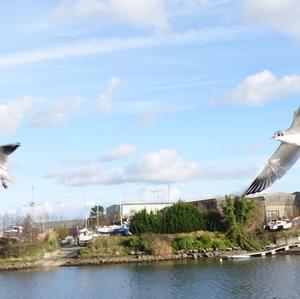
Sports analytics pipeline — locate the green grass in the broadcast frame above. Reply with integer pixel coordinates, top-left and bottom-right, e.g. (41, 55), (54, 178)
(79, 237), (127, 258)
(0, 231), (60, 260)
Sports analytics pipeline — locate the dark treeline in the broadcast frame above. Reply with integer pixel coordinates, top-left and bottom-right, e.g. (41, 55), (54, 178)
(130, 201), (221, 234)
(130, 197), (260, 250)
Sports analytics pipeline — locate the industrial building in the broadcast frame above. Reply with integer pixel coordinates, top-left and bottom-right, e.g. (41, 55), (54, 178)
(190, 192), (300, 223)
(106, 202), (174, 223)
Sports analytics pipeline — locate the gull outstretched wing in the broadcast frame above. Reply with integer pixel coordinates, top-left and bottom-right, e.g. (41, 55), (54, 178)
(243, 143), (300, 196)
(0, 143), (21, 170)
(288, 107), (300, 132)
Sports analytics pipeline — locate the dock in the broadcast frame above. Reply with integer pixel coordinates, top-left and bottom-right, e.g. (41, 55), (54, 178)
(221, 243), (300, 259)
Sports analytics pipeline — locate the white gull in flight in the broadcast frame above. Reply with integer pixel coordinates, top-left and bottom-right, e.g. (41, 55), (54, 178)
(0, 142), (20, 189)
(243, 108), (300, 196)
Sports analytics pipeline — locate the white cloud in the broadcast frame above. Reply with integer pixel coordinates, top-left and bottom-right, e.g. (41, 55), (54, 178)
(55, 0), (169, 33)
(123, 149), (200, 184)
(98, 76), (120, 110)
(99, 144), (136, 161)
(47, 164), (122, 186)
(226, 70), (300, 106)
(47, 149), (258, 187)
(200, 164), (257, 180)
(241, 0), (300, 38)
(30, 96), (83, 127)
(0, 26), (259, 69)
(0, 96), (32, 138)
(16, 200), (93, 220)
(47, 149), (200, 186)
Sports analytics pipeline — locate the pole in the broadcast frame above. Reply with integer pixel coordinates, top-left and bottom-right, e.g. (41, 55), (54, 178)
(120, 196), (122, 225)
(96, 205), (99, 227)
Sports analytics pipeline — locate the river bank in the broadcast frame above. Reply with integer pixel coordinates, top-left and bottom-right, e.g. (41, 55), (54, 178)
(0, 246), (247, 271)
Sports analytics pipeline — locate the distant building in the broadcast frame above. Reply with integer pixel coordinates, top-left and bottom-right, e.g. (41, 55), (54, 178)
(106, 202), (174, 223)
(189, 192), (300, 223)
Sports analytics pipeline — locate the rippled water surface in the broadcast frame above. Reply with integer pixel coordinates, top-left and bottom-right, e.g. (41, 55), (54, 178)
(0, 256), (300, 299)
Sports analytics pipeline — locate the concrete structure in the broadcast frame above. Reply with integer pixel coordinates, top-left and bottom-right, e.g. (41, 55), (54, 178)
(106, 202), (174, 223)
(190, 192), (300, 223)
(260, 193), (298, 221)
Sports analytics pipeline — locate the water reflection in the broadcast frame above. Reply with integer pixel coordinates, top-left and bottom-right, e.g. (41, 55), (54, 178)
(0, 256), (299, 299)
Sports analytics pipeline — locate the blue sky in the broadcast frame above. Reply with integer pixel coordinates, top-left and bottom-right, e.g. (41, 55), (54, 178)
(1, 0), (300, 218)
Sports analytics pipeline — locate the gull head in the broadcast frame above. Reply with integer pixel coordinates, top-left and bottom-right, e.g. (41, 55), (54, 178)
(272, 130), (285, 141)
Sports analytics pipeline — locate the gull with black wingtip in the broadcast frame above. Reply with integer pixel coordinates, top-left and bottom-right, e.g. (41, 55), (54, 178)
(0, 142), (21, 189)
(243, 108), (300, 196)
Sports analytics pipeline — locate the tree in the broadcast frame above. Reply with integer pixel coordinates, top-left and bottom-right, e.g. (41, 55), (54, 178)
(130, 209), (162, 234)
(162, 201), (205, 233)
(222, 195), (260, 250)
(130, 202), (206, 234)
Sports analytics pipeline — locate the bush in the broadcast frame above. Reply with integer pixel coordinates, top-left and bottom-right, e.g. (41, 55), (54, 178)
(44, 232), (59, 252)
(80, 237), (126, 257)
(222, 195), (262, 250)
(130, 209), (162, 234)
(162, 202), (206, 234)
(196, 235), (212, 248)
(172, 236), (195, 251)
(122, 237), (150, 253)
(205, 211), (224, 232)
(130, 202), (206, 234)
(150, 239), (173, 256)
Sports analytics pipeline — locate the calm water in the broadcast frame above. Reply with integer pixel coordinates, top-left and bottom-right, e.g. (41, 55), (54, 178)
(0, 256), (299, 299)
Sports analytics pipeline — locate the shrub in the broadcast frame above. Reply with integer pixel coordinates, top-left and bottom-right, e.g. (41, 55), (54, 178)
(161, 202), (206, 234)
(196, 235), (212, 249)
(150, 239), (173, 256)
(222, 195), (262, 250)
(130, 209), (162, 234)
(80, 237), (126, 257)
(130, 202), (206, 234)
(205, 211), (224, 232)
(44, 232), (59, 252)
(122, 237), (150, 253)
(172, 236), (195, 251)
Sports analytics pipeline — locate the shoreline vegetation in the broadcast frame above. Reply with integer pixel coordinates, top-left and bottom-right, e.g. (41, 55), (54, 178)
(1, 197), (300, 271)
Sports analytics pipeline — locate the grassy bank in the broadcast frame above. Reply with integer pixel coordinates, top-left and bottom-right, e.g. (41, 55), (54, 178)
(79, 231), (235, 258)
(0, 231), (59, 261)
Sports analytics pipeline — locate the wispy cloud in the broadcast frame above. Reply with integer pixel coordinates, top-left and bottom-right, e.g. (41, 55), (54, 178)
(30, 96), (83, 127)
(220, 70), (300, 106)
(47, 148), (258, 187)
(0, 26), (261, 69)
(98, 76), (120, 110)
(47, 164), (122, 186)
(47, 149), (200, 186)
(0, 96), (32, 138)
(99, 144), (136, 161)
(241, 0), (300, 38)
(55, 0), (169, 33)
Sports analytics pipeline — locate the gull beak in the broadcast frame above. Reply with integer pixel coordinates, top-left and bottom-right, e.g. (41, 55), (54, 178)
(272, 135), (276, 139)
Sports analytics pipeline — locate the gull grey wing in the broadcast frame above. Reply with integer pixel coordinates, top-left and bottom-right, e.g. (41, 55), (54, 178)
(288, 107), (300, 132)
(243, 143), (300, 196)
(0, 143), (21, 169)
